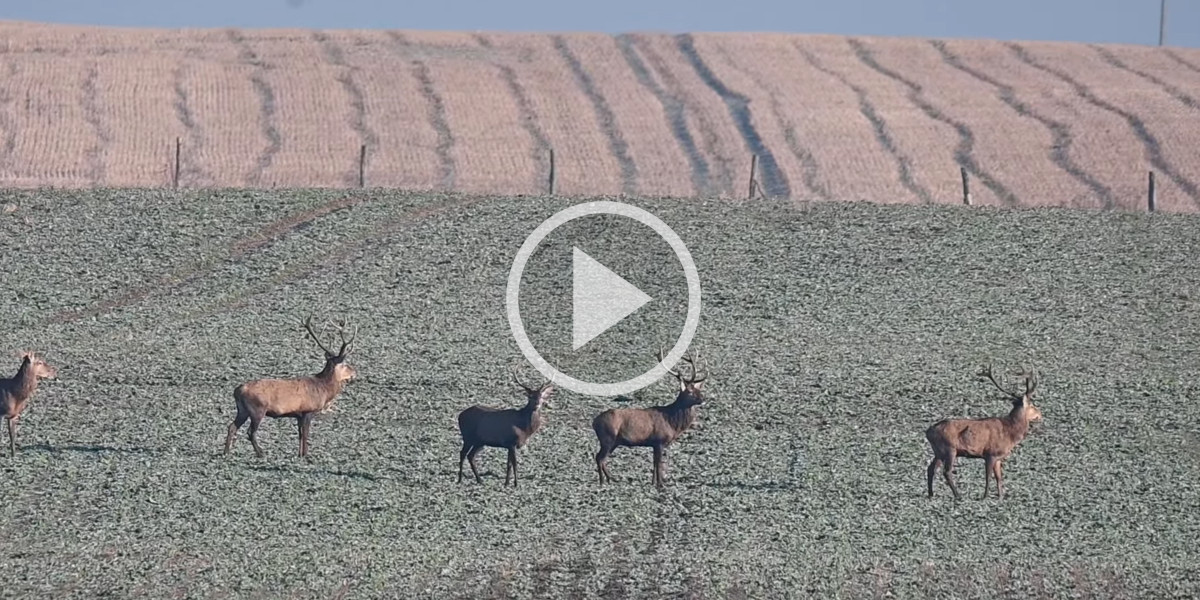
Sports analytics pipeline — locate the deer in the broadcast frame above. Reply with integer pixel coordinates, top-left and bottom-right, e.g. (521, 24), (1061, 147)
(1, 351), (58, 457)
(456, 369), (553, 487)
(224, 316), (357, 461)
(925, 364), (1044, 501)
(592, 348), (707, 488)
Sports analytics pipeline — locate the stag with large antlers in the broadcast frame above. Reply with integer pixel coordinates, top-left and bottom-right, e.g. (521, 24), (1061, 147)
(2, 351), (57, 457)
(224, 316), (357, 460)
(456, 368), (553, 487)
(925, 364), (1043, 500)
(592, 347), (708, 488)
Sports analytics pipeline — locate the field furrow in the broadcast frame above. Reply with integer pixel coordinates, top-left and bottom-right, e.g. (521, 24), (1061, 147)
(238, 30), (357, 188)
(178, 30), (261, 187)
(95, 50), (181, 187)
(928, 40), (1108, 209)
(390, 32), (459, 192)
(635, 34), (744, 198)
(312, 30), (378, 187)
(484, 33), (623, 197)
(1004, 42), (1181, 212)
(795, 38), (934, 205)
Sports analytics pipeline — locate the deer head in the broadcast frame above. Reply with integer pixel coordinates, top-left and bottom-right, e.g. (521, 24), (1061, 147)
(19, 351), (56, 380)
(303, 316), (358, 383)
(511, 368), (554, 409)
(659, 346), (707, 407)
(979, 363), (1042, 423)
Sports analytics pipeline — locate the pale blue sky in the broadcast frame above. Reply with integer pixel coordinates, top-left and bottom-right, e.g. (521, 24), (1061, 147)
(1, 0), (1197, 48)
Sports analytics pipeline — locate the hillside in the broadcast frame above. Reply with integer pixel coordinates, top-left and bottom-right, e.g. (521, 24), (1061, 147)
(1, 21), (1200, 211)
(1, 189), (1199, 597)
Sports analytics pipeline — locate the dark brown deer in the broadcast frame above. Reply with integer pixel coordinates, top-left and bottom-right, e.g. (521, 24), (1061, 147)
(1, 352), (57, 457)
(593, 348), (707, 488)
(456, 369), (553, 487)
(926, 364), (1044, 500)
(224, 316), (357, 460)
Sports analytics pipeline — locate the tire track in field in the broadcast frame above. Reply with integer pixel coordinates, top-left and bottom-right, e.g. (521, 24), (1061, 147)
(46, 196), (366, 325)
(172, 54), (208, 187)
(796, 44), (933, 204)
(710, 42), (829, 201)
(81, 60), (110, 186)
(473, 34), (552, 194)
(0, 60), (17, 176)
(848, 38), (1018, 207)
(314, 31), (377, 187)
(930, 40), (1115, 209)
(553, 35), (638, 196)
(389, 32), (455, 192)
(1008, 43), (1200, 207)
(176, 195), (487, 323)
(676, 34), (790, 199)
(1093, 45), (1200, 112)
(638, 36), (734, 196)
(1164, 50), (1200, 75)
(227, 29), (281, 187)
(614, 34), (710, 197)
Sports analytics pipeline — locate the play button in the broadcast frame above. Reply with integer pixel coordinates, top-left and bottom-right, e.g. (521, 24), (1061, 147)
(506, 200), (703, 397)
(572, 247), (652, 350)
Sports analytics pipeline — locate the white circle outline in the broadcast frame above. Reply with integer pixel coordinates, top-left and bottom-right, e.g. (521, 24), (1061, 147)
(506, 200), (702, 397)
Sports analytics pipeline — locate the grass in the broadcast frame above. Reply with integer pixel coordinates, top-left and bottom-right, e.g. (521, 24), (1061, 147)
(1, 188), (1199, 599)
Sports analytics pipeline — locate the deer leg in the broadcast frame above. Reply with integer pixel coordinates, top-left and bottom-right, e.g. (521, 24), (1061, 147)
(927, 457), (941, 498)
(458, 442), (472, 483)
(982, 456), (995, 500)
(595, 442), (614, 484)
(507, 447), (519, 487)
(224, 410), (249, 455)
(467, 445), (484, 484)
(994, 460), (1005, 500)
(6, 417), (16, 458)
(652, 445), (665, 489)
(299, 414), (313, 462)
(942, 450), (961, 500)
(248, 415), (265, 459)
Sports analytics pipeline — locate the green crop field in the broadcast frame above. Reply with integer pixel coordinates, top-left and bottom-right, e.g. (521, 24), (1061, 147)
(1, 189), (1199, 599)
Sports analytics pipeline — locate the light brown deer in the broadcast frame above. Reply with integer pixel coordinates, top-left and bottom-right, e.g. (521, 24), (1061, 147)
(926, 364), (1043, 500)
(456, 369), (553, 487)
(593, 348), (707, 488)
(1, 351), (57, 457)
(224, 316), (357, 460)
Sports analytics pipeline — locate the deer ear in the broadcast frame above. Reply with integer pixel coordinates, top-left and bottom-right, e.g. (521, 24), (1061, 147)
(693, 380), (704, 390)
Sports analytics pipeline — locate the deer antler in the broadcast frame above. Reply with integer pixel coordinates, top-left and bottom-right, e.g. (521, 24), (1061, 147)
(1024, 368), (1038, 396)
(979, 363), (1021, 399)
(657, 345), (683, 381)
(680, 350), (707, 384)
(333, 319), (357, 358)
(303, 315), (338, 358)
(511, 366), (550, 393)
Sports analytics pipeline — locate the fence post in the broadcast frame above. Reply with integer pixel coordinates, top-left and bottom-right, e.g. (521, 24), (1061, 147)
(548, 148), (556, 196)
(173, 137), (181, 190)
(960, 166), (970, 205)
(1148, 170), (1156, 212)
(748, 154), (758, 200)
(358, 144), (366, 188)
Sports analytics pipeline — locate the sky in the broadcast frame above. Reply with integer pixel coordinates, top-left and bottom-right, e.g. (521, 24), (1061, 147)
(1, 0), (1197, 48)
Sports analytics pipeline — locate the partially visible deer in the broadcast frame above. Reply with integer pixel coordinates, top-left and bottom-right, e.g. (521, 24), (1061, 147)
(456, 369), (553, 487)
(926, 364), (1044, 500)
(1, 351), (57, 457)
(224, 316), (357, 461)
(593, 348), (707, 488)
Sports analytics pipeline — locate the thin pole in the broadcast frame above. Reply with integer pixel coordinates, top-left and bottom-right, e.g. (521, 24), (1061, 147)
(358, 144), (366, 188)
(960, 166), (971, 205)
(173, 137), (181, 189)
(748, 154), (758, 199)
(548, 148), (556, 195)
(1159, 0), (1167, 46)
(1148, 171), (1156, 212)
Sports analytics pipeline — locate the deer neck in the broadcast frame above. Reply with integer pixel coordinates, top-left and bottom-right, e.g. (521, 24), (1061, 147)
(1001, 405), (1031, 442)
(662, 401), (697, 433)
(517, 402), (543, 431)
(8, 361), (38, 399)
(311, 369), (347, 401)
